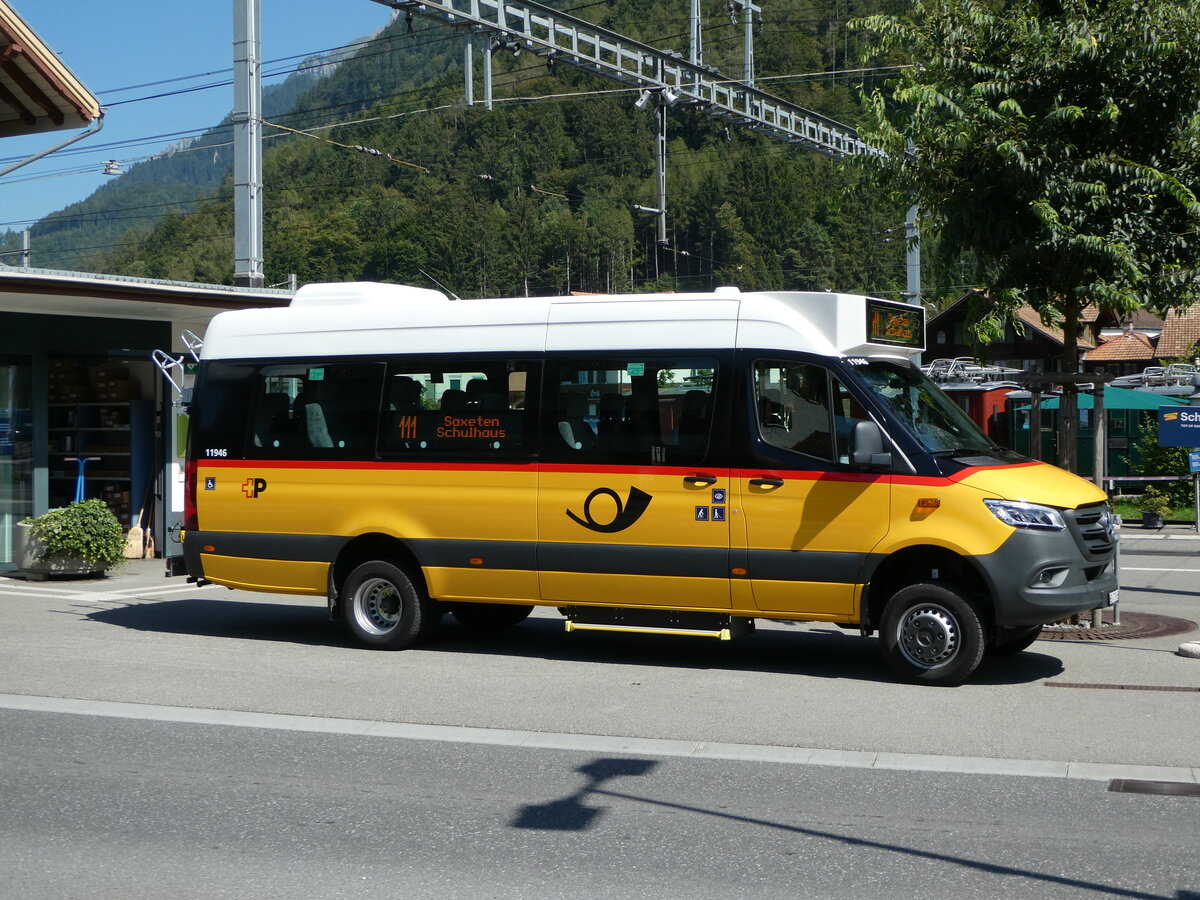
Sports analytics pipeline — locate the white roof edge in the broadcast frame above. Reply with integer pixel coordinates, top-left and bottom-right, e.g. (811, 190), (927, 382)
(0, 265), (293, 300)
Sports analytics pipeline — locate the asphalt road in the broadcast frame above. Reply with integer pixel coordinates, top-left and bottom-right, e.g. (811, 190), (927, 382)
(1, 538), (1197, 768)
(0, 533), (1197, 897)
(2, 708), (1196, 900)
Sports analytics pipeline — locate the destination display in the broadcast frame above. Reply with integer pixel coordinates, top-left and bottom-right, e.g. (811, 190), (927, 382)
(866, 299), (924, 348)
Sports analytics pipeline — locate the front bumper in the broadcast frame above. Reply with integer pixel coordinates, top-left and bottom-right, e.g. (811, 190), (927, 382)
(978, 505), (1119, 628)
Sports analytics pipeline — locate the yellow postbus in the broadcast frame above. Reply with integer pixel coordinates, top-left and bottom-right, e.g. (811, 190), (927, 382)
(174, 282), (1118, 685)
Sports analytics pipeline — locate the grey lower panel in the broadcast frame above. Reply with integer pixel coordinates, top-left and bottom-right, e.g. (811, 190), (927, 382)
(746, 548), (877, 584)
(538, 544), (871, 584)
(536, 542), (729, 580)
(192, 531), (346, 562)
(410, 539), (537, 572)
(196, 531), (869, 586)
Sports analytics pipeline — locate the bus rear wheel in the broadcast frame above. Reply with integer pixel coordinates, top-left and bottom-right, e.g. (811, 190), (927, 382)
(879, 583), (985, 686)
(343, 561), (438, 650)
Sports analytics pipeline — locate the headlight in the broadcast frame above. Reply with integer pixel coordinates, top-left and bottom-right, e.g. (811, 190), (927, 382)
(983, 499), (1066, 531)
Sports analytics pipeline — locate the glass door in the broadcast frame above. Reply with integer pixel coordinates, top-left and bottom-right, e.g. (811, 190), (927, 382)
(0, 357), (33, 569)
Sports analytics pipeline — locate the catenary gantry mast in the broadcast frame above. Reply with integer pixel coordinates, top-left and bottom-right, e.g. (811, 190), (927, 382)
(367, 0), (917, 298)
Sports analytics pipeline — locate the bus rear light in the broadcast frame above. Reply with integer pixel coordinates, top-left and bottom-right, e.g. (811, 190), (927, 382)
(183, 458), (199, 532)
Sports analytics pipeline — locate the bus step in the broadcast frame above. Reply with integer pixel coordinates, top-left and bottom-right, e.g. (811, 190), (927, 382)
(562, 608), (752, 641)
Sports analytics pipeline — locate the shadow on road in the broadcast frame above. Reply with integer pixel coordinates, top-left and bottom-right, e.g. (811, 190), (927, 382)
(83, 597), (1064, 686)
(84, 598), (358, 648)
(510, 755), (1176, 898)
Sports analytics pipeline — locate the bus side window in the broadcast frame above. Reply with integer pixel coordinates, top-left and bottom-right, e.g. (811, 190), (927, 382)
(754, 361), (836, 461)
(247, 363), (384, 457)
(548, 357), (717, 464)
(380, 360), (534, 457)
(831, 377), (870, 465)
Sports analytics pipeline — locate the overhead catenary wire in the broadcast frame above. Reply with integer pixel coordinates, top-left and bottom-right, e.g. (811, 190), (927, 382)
(261, 119), (429, 172)
(2, 5), (902, 170)
(4, 114), (863, 238)
(4, 0), (907, 287)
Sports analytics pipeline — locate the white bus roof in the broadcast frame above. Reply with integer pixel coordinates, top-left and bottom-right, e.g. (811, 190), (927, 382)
(199, 282), (924, 361)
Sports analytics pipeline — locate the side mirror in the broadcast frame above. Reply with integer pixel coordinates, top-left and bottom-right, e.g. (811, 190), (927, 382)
(851, 420), (892, 471)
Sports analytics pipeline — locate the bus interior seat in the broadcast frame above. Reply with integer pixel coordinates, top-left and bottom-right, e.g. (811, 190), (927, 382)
(621, 393), (657, 451)
(678, 389), (710, 451)
(440, 389), (467, 412)
(252, 391), (292, 448)
(557, 393), (595, 450)
(465, 379), (492, 407)
(304, 402), (334, 448)
(595, 393), (625, 450)
(390, 376), (422, 412)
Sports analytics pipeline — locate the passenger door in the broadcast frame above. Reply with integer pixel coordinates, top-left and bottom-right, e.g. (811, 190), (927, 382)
(733, 358), (890, 619)
(537, 355), (732, 610)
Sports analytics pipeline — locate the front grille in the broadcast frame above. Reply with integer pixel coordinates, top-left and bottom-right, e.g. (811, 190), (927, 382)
(1069, 502), (1117, 559)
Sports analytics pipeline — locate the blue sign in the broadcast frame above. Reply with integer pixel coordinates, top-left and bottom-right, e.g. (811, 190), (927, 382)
(1157, 407), (1200, 447)
(1190, 451), (1200, 474)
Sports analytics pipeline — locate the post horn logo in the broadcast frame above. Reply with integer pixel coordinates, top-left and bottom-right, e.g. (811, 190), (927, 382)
(567, 486), (652, 533)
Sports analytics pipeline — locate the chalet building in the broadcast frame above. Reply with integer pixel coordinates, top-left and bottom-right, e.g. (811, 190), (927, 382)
(929, 291), (1199, 379)
(925, 291), (1094, 373)
(1084, 307), (1200, 379)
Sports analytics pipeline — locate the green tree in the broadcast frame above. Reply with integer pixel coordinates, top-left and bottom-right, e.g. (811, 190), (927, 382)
(714, 201), (779, 289)
(1128, 417), (1191, 508)
(853, 0), (1200, 470)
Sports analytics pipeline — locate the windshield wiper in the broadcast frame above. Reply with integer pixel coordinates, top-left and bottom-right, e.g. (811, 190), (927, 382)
(930, 447), (997, 458)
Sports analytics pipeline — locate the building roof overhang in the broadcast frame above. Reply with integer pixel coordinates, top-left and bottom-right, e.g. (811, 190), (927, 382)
(0, 2), (100, 138)
(0, 267), (293, 330)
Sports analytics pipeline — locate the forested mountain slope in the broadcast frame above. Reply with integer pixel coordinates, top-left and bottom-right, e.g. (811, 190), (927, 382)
(26, 0), (915, 298)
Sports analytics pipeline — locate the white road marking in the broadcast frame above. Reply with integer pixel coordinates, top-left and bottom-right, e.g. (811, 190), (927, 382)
(1, 693), (1196, 786)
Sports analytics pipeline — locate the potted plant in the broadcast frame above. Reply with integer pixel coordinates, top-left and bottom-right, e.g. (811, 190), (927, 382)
(17, 498), (126, 578)
(1136, 486), (1172, 530)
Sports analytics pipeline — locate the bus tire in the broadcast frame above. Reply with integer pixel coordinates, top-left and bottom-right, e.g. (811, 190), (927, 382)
(343, 560), (437, 650)
(989, 625), (1043, 656)
(879, 584), (985, 686)
(448, 602), (534, 631)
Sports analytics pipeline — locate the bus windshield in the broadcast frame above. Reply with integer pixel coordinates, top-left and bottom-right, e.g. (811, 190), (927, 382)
(855, 361), (997, 456)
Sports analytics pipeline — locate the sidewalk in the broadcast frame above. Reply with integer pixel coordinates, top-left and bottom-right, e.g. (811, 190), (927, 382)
(1117, 521), (1200, 552)
(0, 556), (192, 599)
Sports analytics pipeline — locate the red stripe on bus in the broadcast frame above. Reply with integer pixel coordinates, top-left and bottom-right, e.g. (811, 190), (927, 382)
(196, 456), (1039, 484)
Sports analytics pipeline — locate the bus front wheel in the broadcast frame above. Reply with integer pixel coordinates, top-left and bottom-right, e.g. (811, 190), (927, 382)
(879, 583), (985, 686)
(343, 561), (438, 650)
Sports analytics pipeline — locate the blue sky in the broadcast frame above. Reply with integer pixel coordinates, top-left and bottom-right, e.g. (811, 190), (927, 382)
(0, 0), (395, 231)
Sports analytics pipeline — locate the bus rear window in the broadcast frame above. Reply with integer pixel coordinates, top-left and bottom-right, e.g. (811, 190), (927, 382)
(248, 362), (384, 456)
